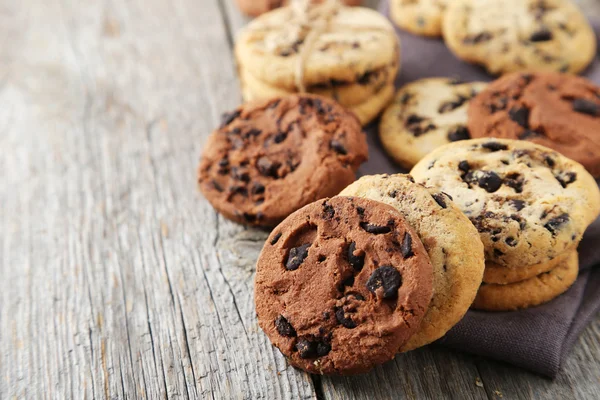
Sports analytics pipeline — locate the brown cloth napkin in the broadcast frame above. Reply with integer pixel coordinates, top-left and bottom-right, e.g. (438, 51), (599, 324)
(359, 1), (600, 377)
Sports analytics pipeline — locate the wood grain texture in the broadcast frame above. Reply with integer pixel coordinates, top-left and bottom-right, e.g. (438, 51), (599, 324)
(0, 0), (599, 399)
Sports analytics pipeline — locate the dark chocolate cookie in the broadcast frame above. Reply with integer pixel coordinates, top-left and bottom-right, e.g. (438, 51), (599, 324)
(468, 72), (600, 177)
(411, 139), (600, 268)
(198, 95), (368, 227)
(254, 197), (433, 375)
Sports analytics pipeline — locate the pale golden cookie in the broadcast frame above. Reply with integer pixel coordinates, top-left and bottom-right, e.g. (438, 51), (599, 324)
(340, 174), (484, 351)
(442, 0), (596, 75)
(380, 78), (487, 169)
(472, 251), (578, 311)
(390, 0), (447, 37)
(483, 250), (572, 284)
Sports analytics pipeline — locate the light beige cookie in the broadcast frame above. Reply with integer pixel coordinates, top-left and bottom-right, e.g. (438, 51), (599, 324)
(390, 0), (447, 37)
(472, 251), (579, 311)
(239, 58), (398, 108)
(235, 4), (400, 91)
(340, 174), (484, 351)
(411, 139), (600, 267)
(483, 250), (572, 284)
(380, 78), (487, 169)
(442, 0), (596, 75)
(236, 0), (363, 17)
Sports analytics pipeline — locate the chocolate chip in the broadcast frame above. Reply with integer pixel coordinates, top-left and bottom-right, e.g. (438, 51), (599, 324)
(315, 341), (331, 357)
(388, 190), (399, 198)
(438, 96), (468, 113)
(219, 110), (240, 128)
(478, 171), (502, 193)
(244, 128), (262, 139)
(243, 212), (256, 223)
(356, 206), (365, 216)
(544, 155), (556, 167)
(488, 96), (508, 113)
(504, 173), (523, 193)
(366, 266), (402, 299)
(493, 248), (504, 257)
(330, 140), (347, 155)
(231, 167), (250, 182)
(357, 70), (377, 85)
(335, 307), (357, 329)
(348, 242), (365, 271)
(406, 114), (436, 137)
(251, 182), (265, 195)
(212, 180), (223, 192)
(218, 158), (229, 168)
(482, 142), (508, 152)
(530, 29), (553, 42)
(463, 31), (493, 44)
(401, 232), (413, 258)
(270, 232), (282, 245)
(275, 315), (296, 337)
(509, 199), (526, 211)
(572, 98), (599, 116)
(555, 172), (577, 188)
(432, 193), (447, 209)
(230, 185), (248, 197)
(447, 126), (471, 142)
(458, 160), (471, 172)
(399, 93), (412, 104)
(295, 339), (316, 358)
(257, 157), (280, 178)
(285, 243), (311, 270)
(273, 132), (288, 143)
(544, 213), (570, 235)
(505, 237), (517, 247)
(360, 222), (392, 234)
(509, 107), (530, 128)
(338, 275), (355, 291)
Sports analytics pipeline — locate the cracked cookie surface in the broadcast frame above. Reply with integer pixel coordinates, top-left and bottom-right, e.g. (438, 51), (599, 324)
(341, 174), (484, 351)
(380, 78), (487, 168)
(468, 72), (600, 177)
(442, 0), (596, 75)
(254, 196), (433, 375)
(198, 95), (368, 227)
(411, 139), (600, 267)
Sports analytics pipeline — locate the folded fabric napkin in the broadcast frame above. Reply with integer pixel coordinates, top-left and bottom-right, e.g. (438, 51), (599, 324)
(357, 0), (600, 377)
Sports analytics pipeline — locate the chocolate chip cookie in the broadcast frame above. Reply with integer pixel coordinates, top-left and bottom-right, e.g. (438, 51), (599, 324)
(411, 139), (600, 268)
(443, 0), (596, 75)
(235, 4), (399, 92)
(198, 95), (368, 227)
(254, 197), (433, 374)
(236, 0), (362, 17)
(468, 72), (600, 177)
(380, 78), (487, 169)
(483, 250), (570, 284)
(390, 0), (447, 37)
(472, 251), (579, 311)
(340, 174), (484, 351)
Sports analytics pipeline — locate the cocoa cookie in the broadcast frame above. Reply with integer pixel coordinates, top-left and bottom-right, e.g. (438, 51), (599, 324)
(443, 0), (596, 75)
(472, 251), (579, 311)
(411, 139), (600, 268)
(380, 78), (487, 168)
(483, 250), (570, 284)
(255, 197), (433, 374)
(198, 95), (368, 227)
(340, 174), (484, 351)
(235, 0), (362, 17)
(468, 72), (600, 177)
(390, 0), (447, 37)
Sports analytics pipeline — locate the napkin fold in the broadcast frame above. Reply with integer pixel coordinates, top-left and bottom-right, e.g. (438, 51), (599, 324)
(359, 0), (600, 377)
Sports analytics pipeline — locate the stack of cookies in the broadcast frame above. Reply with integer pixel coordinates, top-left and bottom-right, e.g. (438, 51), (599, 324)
(411, 139), (600, 311)
(390, 0), (596, 75)
(235, 2), (400, 125)
(255, 175), (485, 374)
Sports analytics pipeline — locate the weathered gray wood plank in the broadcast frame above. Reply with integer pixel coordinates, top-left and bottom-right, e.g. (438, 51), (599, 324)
(0, 0), (315, 398)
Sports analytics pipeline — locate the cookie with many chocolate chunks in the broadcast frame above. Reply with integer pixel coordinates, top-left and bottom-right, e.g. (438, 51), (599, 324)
(468, 72), (600, 177)
(411, 139), (600, 268)
(255, 197), (433, 375)
(341, 174), (484, 351)
(198, 95), (368, 227)
(442, 0), (596, 75)
(380, 78), (487, 168)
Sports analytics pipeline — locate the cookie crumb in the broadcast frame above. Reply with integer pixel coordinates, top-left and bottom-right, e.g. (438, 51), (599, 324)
(494, 389), (503, 398)
(475, 377), (483, 387)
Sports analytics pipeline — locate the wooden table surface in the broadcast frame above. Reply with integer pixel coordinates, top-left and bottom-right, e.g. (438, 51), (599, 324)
(2, 0), (599, 399)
